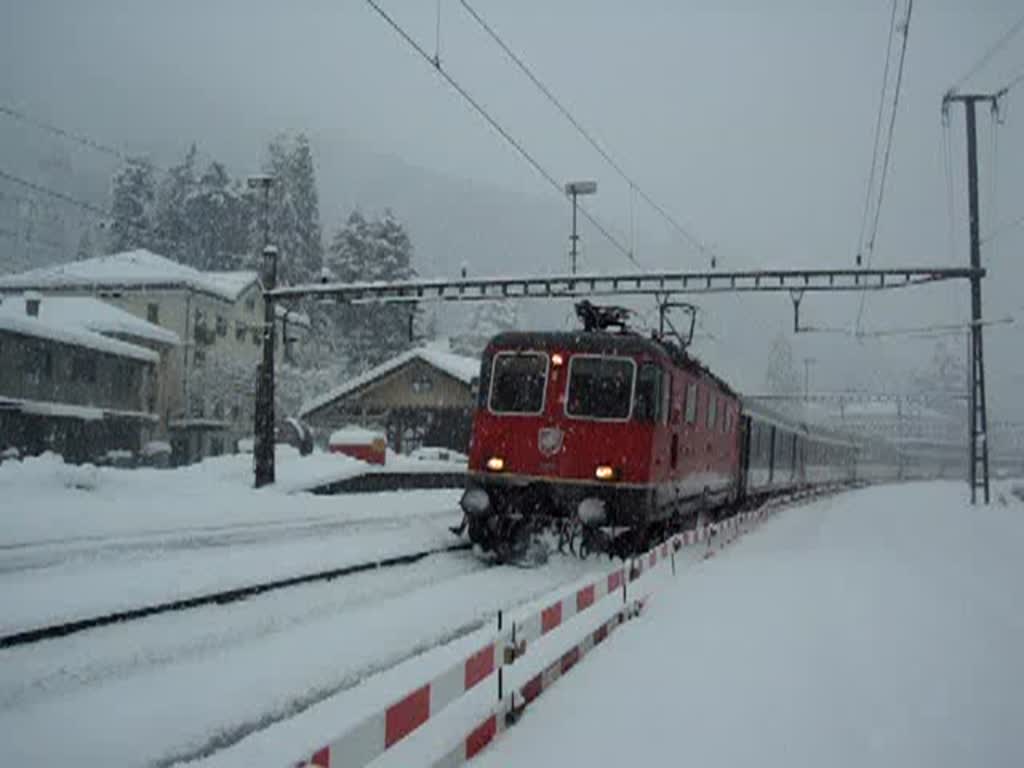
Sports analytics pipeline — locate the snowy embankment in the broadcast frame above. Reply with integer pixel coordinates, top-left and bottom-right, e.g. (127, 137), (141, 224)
(458, 481), (1023, 768)
(0, 450), (463, 632)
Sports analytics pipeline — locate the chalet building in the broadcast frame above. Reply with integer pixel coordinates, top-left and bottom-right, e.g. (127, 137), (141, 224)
(0, 249), (308, 464)
(301, 345), (480, 453)
(0, 293), (170, 462)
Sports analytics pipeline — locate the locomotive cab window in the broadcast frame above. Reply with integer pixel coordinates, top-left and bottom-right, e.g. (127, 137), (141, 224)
(634, 362), (664, 422)
(488, 352), (548, 414)
(566, 355), (635, 420)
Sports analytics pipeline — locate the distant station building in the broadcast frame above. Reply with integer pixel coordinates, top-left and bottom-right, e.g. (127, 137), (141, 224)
(301, 344), (480, 453)
(0, 292), (176, 462)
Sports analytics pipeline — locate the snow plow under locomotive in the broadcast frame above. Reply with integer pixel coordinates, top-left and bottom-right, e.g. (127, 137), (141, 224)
(457, 302), (899, 563)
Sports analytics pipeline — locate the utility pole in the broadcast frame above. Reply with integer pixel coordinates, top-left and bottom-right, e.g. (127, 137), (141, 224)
(942, 91), (997, 504)
(248, 174), (276, 488)
(564, 181), (597, 274)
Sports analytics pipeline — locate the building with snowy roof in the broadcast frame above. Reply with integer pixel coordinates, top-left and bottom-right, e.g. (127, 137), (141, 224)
(300, 343), (480, 453)
(0, 249), (309, 464)
(0, 293), (171, 462)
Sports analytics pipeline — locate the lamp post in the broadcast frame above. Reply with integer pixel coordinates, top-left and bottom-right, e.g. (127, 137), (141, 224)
(248, 174), (276, 488)
(564, 180), (597, 274)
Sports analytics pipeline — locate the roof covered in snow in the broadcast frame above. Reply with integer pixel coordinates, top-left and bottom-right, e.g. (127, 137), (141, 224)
(300, 344), (480, 417)
(6, 295), (180, 347)
(0, 302), (159, 363)
(329, 426), (385, 444)
(0, 250), (259, 302)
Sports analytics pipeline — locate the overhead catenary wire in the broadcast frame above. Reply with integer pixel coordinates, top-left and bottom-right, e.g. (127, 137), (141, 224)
(856, 0), (899, 263)
(856, 0), (913, 334)
(457, 0), (711, 261)
(361, 0), (638, 269)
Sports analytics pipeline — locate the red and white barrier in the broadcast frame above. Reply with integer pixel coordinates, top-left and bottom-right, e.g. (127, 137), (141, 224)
(295, 637), (505, 768)
(292, 504), (782, 768)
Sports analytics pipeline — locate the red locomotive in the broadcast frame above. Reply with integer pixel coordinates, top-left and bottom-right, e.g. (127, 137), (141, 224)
(459, 302), (746, 561)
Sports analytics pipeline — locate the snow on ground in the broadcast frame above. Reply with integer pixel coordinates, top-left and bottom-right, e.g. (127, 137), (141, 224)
(0, 551), (605, 767)
(460, 481), (1024, 768)
(0, 450), (468, 631)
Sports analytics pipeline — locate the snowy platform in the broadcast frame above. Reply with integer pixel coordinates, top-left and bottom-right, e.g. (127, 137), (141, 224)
(463, 481), (1024, 768)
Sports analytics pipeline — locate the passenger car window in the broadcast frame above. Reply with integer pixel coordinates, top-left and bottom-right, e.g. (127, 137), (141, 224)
(685, 382), (697, 423)
(488, 352), (547, 414)
(567, 356), (634, 420)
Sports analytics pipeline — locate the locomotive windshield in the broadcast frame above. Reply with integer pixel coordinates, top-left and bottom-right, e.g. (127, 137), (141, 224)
(566, 356), (635, 420)
(488, 352), (548, 414)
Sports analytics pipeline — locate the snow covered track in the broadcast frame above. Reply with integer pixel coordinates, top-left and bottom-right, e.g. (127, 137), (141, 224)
(0, 542), (472, 649)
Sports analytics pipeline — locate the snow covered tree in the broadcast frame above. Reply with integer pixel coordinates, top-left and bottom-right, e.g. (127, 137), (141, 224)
(450, 300), (519, 357)
(257, 134), (323, 285)
(154, 144), (198, 263)
(321, 209), (418, 369)
(186, 161), (250, 271)
(109, 157), (157, 253)
(76, 228), (95, 261)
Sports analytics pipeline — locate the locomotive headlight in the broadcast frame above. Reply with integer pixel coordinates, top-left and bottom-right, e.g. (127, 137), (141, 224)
(551, 353), (564, 367)
(595, 465), (618, 481)
(486, 456), (505, 472)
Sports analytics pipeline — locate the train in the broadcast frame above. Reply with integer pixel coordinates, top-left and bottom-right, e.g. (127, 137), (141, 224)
(457, 301), (937, 562)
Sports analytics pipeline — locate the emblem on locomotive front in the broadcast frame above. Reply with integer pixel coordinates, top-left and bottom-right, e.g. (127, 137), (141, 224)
(538, 427), (564, 456)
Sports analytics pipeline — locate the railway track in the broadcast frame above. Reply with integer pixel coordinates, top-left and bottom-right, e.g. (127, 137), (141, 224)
(0, 542), (471, 649)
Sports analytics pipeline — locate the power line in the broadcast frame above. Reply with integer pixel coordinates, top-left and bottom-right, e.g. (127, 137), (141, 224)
(362, 0), (637, 268)
(857, 0), (899, 262)
(0, 168), (112, 219)
(457, 0), (710, 260)
(0, 103), (129, 164)
(950, 10), (1024, 92)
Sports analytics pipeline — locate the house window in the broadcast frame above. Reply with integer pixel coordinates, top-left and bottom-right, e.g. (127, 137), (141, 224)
(216, 315), (228, 337)
(411, 373), (433, 393)
(245, 297), (256, 313)
(26, 345), (53, 384)
(210, 437), (224, 456)
(212, 401), (224, 419)
(252, 328), (261, 346)
(235, 322), (247, 341)
(193, 346), (205, 366)
(147, 303), (160, 324)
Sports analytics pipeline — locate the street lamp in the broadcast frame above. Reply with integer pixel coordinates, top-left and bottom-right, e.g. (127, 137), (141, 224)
(564, 180), (597, 275)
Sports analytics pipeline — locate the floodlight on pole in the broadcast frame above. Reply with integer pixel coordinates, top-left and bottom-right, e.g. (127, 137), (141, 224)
(565, 180), (597, 274)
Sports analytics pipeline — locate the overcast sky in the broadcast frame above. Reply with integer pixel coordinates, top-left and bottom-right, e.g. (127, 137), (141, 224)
(2, 0), (1022, 418)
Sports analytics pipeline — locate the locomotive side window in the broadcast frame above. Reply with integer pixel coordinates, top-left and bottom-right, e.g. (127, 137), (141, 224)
(634, 363), (663, 422)
(488, 352), (548, 414)
(685, 382), (697, 423)
(566, 356), (635, 420)
(706, 392), (718, 430)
